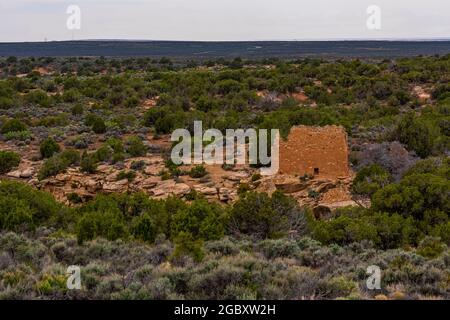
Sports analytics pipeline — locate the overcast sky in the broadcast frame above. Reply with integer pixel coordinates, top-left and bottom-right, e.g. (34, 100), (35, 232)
(0, 0), (449, 42)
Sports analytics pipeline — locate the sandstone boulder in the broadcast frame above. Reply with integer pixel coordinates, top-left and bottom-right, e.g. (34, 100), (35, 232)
(172, 183), (191, 197)
(222, 171), (249, 183)
(144, 164), (165, 176)
(6, 170), (22, 178)
(194, 185), (217, 196)
(273, 176), (306, 193)
(19, 168), (34, 178)
(150, 181), (190, 198)
(141, 176), (160, 189)
(103, 179), (128, 192)
(84, 178), (102, 193)
(55, 173), (71, 182)
(97, 164), (113, 174)
(218, 187), (237, 202)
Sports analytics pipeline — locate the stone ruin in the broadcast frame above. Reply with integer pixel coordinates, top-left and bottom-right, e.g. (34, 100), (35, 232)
(1, 125), (358, 216)
(279, 125), (350, 179)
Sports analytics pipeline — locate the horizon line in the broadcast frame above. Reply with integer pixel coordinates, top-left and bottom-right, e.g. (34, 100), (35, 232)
(2, 37), (450, 44)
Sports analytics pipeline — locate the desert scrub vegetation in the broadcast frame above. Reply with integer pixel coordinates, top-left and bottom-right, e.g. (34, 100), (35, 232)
(0, 151), (20, 174)
(0, 55), (449, 159)
(0, 118), (27, 134)
(0, 181), (65, 232)
(1, 162), (448, 252)
(39, 137), (61, 159)
(0, 231), (448, 300)
(188, 165), (207, 178)
(37, 149), (80, 180)
(0, 153), (447, 300)
(125, 136), (147, 157)
(0, 55), (449, 299)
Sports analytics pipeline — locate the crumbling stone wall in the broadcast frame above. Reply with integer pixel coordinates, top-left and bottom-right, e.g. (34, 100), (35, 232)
(279, 125), (350, 179)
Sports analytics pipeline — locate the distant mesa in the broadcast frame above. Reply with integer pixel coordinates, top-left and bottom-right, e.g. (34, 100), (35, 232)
(1, 40), (450, 57)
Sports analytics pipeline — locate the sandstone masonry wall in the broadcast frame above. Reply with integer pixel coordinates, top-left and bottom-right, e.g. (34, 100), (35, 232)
(279, 125), (350, 179)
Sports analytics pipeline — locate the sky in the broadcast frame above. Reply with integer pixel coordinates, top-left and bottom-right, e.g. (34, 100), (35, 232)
(0, 0), (449, 42)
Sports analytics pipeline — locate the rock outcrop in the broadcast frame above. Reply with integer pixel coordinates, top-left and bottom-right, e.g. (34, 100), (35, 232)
(2, 129), (357, 213)
(257, 174), (358, 215)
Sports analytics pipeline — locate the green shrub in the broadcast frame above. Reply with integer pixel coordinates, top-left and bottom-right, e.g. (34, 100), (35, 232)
(237, 183), (251, 195)
(38, 150), (80, 180)
(258, 239), (299, 259)
(125, 96), (140, 108)
(76, 209), (128, 244)
(67, 192), (82, 204)
(312, 213), (373, 246)
(185, 189), (202, 201)
(84, 113), (97, 126)
(0, 151), (20, 174)
(91, 117), (106, 134)
(131, 212), (157, 243)
(116, 170), (136, 182)
(40, 137), (61, 159)
(1, 119), (27, 134)
(25, 89), (51, 107)
(154, 112), (186, 134)
(106, 137), (124, 153)
(216, 79), (244, 94)
(62, 88), (80, 103)
(189, 165), (207, 178)
(80, 151), (97, 173)
(0, 180), (61, 227)
(159, 170), (171, 180)
(372, 173), (449, 219)
(205, 238), (240, 256)
(71, 104), (84, 116)
(171, 231), (205, 262)
(94, 145), (112, 163)
(318, 276), (359, 299)
(38, 156), (70, 180)
(251, 173), (262, 182)
(394, 112), (440, 158)
(143, 107), (167, 127)
(4, 130), (31, 141)
(195, 95), (218, 112)
(60, 149), (81, 165)
(312, 209), (417, 249)
(308, 189), (320, 199)
(352, 164), (391, 196)
(130, 160), (146, 171)
(126, 136), (147, 157)
(403, 157), (449, 178)
(0, 197), (33, 231)
(36, 274), (67, 295)
(37, 114), (69, 127)
(112, 152), (125, 164)
(171, 200), (225, 241)
(0, 96), (16, 110)
(416, 237), (447, 259)
(229, 191), (295, 239)
(74, 193), (171, 244)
